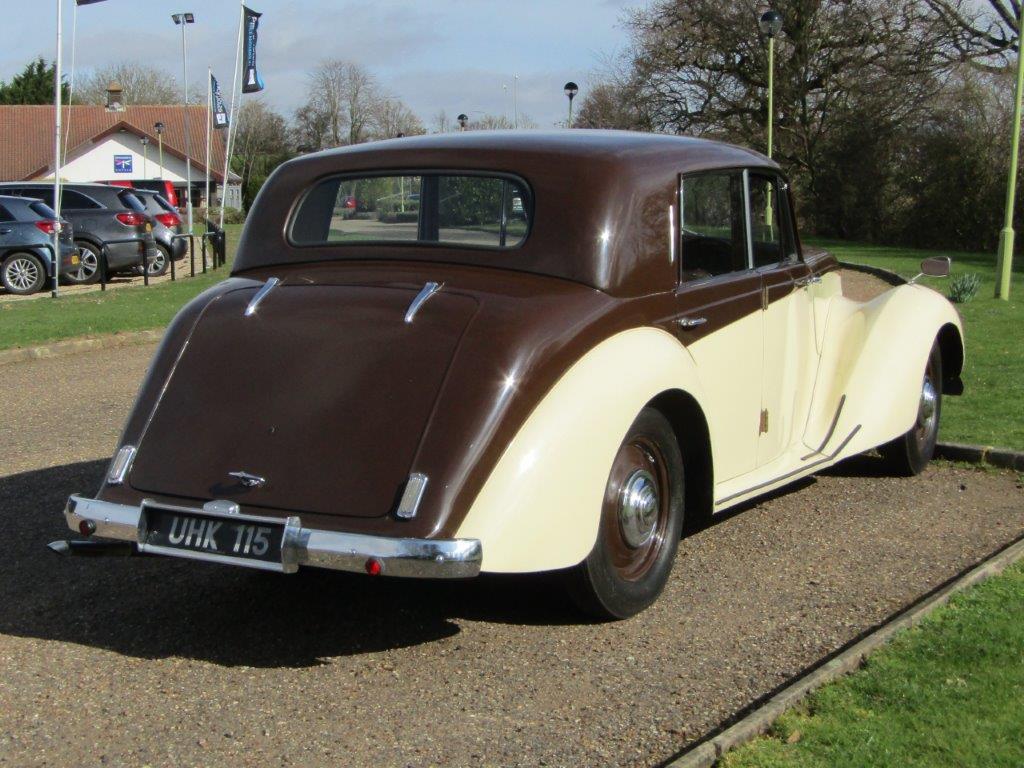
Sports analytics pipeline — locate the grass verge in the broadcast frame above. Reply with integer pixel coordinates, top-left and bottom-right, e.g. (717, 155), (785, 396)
(721, 559), (1024, 768)
(0, 225), (241, 351)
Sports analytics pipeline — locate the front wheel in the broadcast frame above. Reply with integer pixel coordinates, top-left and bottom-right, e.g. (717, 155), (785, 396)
(879, 341), (942, 476)
(147, 245), (170, 277)
(566, 407), (685, 620)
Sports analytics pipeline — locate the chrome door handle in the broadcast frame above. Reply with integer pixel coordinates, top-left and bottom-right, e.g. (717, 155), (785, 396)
(676, 316), (707, 329)
(795, 274), (822, 288)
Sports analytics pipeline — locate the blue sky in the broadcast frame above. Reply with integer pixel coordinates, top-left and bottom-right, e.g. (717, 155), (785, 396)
(2, 0), (638, 128)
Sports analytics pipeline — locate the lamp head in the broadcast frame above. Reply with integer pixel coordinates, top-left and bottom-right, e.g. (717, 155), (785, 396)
(154, 121), (164, 135)
(759, 9), (783, 38)
(564, 81), (579, 100)
(457, 113), (469, 128)
(172, 12), (195, 24)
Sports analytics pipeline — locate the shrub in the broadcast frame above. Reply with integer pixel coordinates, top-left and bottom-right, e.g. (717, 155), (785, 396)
(947, 273), (981, 304)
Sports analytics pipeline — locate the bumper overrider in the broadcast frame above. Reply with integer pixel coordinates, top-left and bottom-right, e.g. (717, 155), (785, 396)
(53, 495), (482, 579)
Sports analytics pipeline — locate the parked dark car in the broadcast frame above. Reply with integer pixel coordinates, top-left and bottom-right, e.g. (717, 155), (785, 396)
(0, 182), (157, 284)
(0, 195), (79, 295)
(133, 189), (186, 277)
(108, 179), (179, 209)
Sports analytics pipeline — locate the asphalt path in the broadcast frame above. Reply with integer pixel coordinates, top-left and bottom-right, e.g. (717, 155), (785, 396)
(1, 343), (1023, 767)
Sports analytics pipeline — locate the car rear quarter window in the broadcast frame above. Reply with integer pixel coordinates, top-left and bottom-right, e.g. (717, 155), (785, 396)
(680, 172), (749, 281)
(153, 195), (177, 213)
(118, 191), (147, 213)
(0, 204), (13, 222)
(28, 201), (58, 220)
(291, 173), (532, 250)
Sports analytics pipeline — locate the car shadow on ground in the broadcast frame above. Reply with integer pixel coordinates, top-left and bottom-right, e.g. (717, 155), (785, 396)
(0, 460), (580, 669)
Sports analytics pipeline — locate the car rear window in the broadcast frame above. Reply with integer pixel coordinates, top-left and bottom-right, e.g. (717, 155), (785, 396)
(153, 194), (177, 213)
(290, 173), (531, 249)
(118, 191), (147, 213)
(29, 201), (58, 220)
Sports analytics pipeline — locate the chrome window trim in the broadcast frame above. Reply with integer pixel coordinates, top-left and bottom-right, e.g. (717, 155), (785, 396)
(106, 445), (136, 485)
(742, 168), (755, 271)
(404, 282), (443, 324)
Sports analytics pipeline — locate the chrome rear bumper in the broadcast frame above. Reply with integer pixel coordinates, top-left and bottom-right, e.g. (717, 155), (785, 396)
(58, 495), (482, 579)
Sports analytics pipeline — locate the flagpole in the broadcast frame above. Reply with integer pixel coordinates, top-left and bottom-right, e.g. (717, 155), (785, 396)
(204, 65), (212, 240)
(63, 0), (77, 168)
(179, 17), (193, 234)
(220, 1), (244, 230)
(51, 0), (62, 299)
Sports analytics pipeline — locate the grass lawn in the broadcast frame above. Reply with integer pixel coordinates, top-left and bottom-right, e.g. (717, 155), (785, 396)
(812, 239), (1023, 449)
(721, 560), (1024, 768)
(0, 224), (242, 351)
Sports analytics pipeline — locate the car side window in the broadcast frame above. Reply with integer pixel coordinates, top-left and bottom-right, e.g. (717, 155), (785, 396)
(0, 205), (13, 222)
(748, 174), (792, 268)
(680, 172), (748, 281)
(61, 190), (101, 210)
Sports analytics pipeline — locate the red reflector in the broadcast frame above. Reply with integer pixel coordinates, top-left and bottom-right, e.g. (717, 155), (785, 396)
(78, 520), (96, 536)
(364, 558), (383, 576)
(34, 220), (58, 235)
(155, 212), (181, 228)
(115, 212), (146, 227)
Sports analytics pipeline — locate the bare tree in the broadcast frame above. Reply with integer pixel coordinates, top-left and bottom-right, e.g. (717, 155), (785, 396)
(233, 99), (292, 208)
(297, 60), (384, 148)
(77, 62), (183, 105)
(924, 0), (1018, 67)
(432, 109), (451, 133)
(371, 98), (425, 139)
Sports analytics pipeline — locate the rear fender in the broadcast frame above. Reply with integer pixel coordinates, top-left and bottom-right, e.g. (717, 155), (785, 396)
(455, 327), (707, 574)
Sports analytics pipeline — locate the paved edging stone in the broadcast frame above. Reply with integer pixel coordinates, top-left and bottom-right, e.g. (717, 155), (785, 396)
(0, 329), (163, 368)
(666, 534), (1024, 767)
(936, 441), (1024, 471)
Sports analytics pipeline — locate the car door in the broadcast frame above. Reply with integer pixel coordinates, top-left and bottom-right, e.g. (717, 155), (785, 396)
(673, 170), (764, 483)
(0, 202), (18, 250)
(748, 172), (819, 468)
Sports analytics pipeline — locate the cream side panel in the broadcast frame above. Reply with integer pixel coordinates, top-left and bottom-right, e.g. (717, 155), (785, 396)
(456, 327), (708, 574)
(686, 309), (763, 481)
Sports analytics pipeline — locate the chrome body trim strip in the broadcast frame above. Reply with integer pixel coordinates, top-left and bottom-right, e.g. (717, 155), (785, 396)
(404, 281), (443, 323)
(63, 494), (482, 579)
(394, 473), (428, 520)
(715, 424), (862, 507)
(800, 394), (846, 460)
(106, 445), (136, 485)
(244, 276), (280, 317)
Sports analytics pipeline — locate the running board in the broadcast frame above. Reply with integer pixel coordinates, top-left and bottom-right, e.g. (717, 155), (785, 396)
(716, 424), (862, 508)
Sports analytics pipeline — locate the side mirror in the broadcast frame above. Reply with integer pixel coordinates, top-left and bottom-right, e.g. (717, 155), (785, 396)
(910, 256), (951, 284)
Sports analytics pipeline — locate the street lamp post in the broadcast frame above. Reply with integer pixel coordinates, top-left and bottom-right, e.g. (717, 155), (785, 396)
(996, 6), (1024, 300)
(172, 12), (195, 233)
(564, 82), (579, 127)
(457, 113), (469, 132)
(154, 121), (165, 180)
(140, 135), (150, 178)
(759, 9), (783, 233)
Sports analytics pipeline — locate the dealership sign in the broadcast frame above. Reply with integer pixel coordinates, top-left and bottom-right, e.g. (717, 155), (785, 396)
(113, 155), (133, 174)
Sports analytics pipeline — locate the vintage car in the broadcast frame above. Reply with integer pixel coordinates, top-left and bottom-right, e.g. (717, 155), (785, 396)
(51, 131), (964, 619)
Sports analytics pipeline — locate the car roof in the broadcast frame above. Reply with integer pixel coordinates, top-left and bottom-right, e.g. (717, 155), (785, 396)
(238, 130), (782, 296)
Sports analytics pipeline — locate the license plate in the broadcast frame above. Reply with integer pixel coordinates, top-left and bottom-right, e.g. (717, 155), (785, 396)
(140, 503), (285, 569)
(145, 222), (153, 232)
(71, 254), (80, 265)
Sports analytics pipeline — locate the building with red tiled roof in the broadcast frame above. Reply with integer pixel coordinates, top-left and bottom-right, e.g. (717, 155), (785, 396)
(0, 100), (241, 210)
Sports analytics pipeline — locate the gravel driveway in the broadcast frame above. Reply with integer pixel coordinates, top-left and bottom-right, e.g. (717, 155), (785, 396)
(1, 341), (1022, 767)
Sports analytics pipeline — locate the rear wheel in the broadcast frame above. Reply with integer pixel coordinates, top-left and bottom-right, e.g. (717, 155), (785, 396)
(879, 341), (942, 476)
(2, 252), (46, 295)
(66, 241), (101, 284)
(566, 407), (685, 619)
(147, 245), (170, 277)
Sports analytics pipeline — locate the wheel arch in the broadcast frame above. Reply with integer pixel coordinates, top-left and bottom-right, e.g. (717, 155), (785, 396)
(648, 389), (713, 533)
(936, 322), (964, 395)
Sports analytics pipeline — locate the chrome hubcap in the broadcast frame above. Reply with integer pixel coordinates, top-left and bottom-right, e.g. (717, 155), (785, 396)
(918, 375), (938, 430)
(148, 251), (166, 274)
(618, 469), (660, 548)
(5, 258), (39, 290)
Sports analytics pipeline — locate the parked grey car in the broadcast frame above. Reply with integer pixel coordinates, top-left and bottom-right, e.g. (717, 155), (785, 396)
(133, 189), (186, 277)
(0, 195), (79, 295)
(0, 183), (157, 284)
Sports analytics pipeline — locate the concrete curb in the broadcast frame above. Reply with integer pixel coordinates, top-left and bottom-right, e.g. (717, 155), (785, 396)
(936, 441), (1024, 471)
(0, 329), (163, 367)
(665, 534), (1024, 768)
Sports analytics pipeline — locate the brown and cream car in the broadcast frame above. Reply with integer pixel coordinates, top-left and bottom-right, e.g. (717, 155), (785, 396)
(52, 131), (964, 618)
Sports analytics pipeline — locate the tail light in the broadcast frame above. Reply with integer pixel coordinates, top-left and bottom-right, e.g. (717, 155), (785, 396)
(155, 212), (181, 228)
(34, 220), (58, 235)
(344, 197), (356, 209)
(115, 212), (147, 227)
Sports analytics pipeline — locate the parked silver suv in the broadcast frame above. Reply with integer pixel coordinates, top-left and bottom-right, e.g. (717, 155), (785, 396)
(0, 195), (79, 295)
